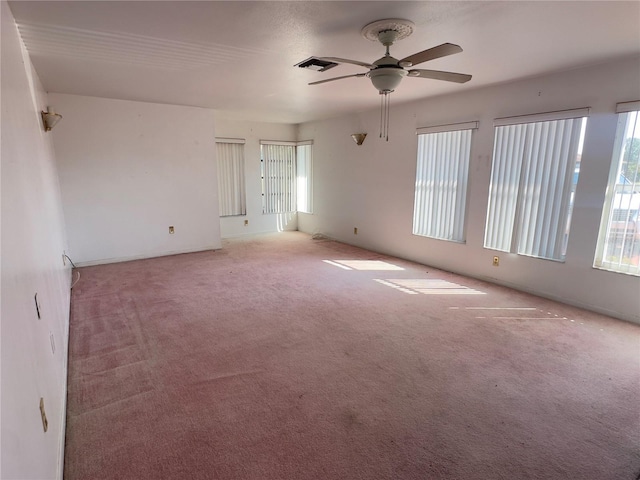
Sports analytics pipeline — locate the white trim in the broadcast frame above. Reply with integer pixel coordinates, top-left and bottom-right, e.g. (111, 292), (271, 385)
(74, 246), (220, 267)
(494, 107), (590, 127)
(416, 121), (478, 135)
(57, 269), (72, 480)
(615, 100), (640, 113)
(259, 140), (313, 146)
(260, 140), (297, 146)
(215, 137), (245, 144)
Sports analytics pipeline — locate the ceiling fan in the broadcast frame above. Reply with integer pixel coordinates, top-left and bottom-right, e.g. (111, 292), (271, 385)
(297, 19), (472, 140)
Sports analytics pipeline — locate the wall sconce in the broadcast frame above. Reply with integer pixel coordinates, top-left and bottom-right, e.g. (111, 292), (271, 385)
(41, 107), (62, 132)
(351, 133), (367, 146)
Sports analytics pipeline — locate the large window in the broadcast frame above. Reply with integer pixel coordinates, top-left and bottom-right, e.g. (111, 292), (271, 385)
(216, 139), (246, 216)
(594, 102), (640, 275)
(261, 141), (313, 214)
(484, 108), (588, 261)
(412, 122), (477, 242)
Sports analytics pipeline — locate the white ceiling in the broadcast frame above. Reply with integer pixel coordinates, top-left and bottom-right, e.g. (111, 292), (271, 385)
(8, 1), (640, 124)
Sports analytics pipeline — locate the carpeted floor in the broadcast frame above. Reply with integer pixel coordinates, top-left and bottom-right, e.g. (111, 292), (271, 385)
(64, 232), (640, 480)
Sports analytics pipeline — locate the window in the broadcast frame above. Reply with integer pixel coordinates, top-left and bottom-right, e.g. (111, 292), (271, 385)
(260, 141), (313, 214)
(412, 122), (477, 242)
(261, 142), (296, 214)
(296, 143), (313, 214)
(594, 102), (640, 275)
(484, 108), (588, 261)
(216, 139), (246, 216)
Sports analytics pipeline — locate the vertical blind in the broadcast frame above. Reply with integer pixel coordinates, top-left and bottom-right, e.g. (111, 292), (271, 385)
(216, 142), (246, 216)
(485, 115), (586, 260)
(413, 128), (473, 242)
(262, 143), (296, 214)
(296, 144), (312, 214)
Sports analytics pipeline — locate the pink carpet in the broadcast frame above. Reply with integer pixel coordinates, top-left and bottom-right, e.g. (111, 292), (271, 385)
(64, 232), (640, 479)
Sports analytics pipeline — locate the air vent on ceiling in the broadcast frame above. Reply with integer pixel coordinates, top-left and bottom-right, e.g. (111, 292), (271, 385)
(294, 57), (338, 72)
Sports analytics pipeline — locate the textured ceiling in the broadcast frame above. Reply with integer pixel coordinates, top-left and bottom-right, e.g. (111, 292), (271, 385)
(8, 1), (640, 124)
(17, 23), (272, 70)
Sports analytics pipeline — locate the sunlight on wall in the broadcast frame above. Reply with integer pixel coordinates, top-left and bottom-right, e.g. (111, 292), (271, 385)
(276, 212), (297, 232)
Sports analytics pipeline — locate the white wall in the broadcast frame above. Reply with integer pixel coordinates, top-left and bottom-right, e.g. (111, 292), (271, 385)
(1, 2), (72, 478)
(214, 116), (298, 238)
(49, 94), (222, 265)
(298, 56), (640, 323)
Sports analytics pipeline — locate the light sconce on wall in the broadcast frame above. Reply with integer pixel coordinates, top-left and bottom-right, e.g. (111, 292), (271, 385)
(351, 133), (367, 146)
(41, 107), (62, 132)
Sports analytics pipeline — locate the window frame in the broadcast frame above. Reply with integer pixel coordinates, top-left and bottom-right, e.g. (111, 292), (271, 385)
(296, 141), (313, 214)
(594, 102), (640, 276)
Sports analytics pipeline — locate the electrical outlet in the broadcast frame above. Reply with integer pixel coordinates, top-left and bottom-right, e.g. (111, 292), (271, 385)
(39, 398), (48, 433)
(354, 227), (358, 235)
(62, 252), (66, 266)
(50, 332), (56, 355)
(169, 226), (175, 234)
(492, 256), (500, 267)
(34, 293), (41, 319)
(244, 219), (249, 226)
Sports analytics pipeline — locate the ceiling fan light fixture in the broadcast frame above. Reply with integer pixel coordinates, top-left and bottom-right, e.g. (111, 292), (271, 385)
(368, 68), (407, 93)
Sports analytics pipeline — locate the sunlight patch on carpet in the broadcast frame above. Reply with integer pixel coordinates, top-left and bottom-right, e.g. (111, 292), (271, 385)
(449, 306), (567, 320)
(324, 260), (404, 271)
(375, 279), (485, 295)
(323, 260), (353, 270)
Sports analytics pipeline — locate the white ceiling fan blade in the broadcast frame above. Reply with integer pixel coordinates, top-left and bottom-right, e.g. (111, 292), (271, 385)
(318, 57), (374, 69)
(309, 73), (367, 86)
(400, 43), (463, 67)
(408, 69), (472, 83)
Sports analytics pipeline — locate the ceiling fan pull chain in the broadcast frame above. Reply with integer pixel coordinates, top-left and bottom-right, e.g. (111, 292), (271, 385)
(379, 91), (391, 141)
(379, 93), (384, 138)
(386, 93), (390, 142)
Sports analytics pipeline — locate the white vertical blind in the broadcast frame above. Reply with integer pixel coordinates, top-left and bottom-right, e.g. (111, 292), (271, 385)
(216, 142), (246, 216)
(262, 143), (296, 214)
(296, 144), (312, 213)
(485, 116), (585, 260)
(485, 125), (527, 251)
(412, 128), (472, 242)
